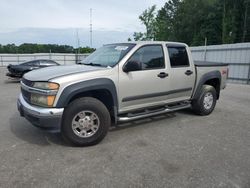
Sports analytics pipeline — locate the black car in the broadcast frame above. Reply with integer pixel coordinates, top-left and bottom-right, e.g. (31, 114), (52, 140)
(6, 59), (60, 78)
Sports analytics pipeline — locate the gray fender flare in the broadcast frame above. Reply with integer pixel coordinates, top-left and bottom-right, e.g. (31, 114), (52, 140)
(192, 71), (221, 100)
(56, 78), (118, 110)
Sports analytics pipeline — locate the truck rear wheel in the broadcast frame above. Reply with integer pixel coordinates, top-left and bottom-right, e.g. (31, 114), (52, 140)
(61, 97), (111, 146)
(192, 85), (217, 116)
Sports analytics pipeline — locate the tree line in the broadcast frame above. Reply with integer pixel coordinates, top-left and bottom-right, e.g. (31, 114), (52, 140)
(130, 0), (250, 46)
(0, 43), (95, 54)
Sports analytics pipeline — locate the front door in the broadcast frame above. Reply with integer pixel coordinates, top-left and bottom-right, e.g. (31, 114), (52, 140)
(118, 44), (171, 113)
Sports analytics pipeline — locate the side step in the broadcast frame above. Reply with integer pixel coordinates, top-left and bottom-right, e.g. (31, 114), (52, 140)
(118, 103), (191, 122)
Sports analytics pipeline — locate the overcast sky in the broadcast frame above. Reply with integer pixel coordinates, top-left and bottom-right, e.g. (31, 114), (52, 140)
(0, 0), (165, 47)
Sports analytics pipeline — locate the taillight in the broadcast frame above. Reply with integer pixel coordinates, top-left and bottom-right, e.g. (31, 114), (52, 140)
(221, 68), (228, 79)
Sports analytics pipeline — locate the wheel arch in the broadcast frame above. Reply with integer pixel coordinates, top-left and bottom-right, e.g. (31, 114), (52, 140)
(192, 71), (221, 100)
(56, 78), (118, 122)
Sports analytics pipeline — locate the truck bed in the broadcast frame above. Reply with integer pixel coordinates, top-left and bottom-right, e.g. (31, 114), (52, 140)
(194, 61), (228, 92)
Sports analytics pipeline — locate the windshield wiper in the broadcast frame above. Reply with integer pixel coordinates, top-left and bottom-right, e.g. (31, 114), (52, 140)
(82, 62), (103, 67)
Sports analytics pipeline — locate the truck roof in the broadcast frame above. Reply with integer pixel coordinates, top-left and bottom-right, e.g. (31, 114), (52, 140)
(108, 41), (188, 47)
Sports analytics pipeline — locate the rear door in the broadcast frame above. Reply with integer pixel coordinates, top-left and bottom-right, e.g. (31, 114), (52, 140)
(166, 45), (195, 101)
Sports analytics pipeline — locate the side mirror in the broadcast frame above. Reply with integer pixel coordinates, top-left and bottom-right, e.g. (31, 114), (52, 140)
(123, 61), (141, 72)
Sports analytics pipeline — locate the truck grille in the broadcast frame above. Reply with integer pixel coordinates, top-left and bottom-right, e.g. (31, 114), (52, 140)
(21, 87), (31, 103)
(21, 78), (33, 104)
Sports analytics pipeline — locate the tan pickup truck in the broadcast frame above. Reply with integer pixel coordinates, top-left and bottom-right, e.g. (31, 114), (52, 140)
(17, 41), (228, 146)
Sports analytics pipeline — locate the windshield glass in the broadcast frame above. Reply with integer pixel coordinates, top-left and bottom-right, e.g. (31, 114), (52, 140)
(80, 43), (135, 67)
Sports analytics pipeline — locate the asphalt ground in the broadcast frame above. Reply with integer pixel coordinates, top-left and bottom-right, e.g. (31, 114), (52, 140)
(0, 67), (250, 188)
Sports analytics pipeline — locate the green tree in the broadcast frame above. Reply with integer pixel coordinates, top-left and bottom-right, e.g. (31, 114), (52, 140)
(155, 0), (180, 41)
(133, 5), (157, 41)
(133, 32), (144, 41)
(78, 47), (95, 53)
(173, 0), (222, 45)
(132, 0), (250, 45)
(242, 0), (250, 42)
(0, 43), (95, 54)
(221, 0), (250, 43)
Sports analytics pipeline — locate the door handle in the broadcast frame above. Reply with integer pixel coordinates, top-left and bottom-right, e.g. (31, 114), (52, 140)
(157, 72), (168, 78)
(185, 70), (193, 76)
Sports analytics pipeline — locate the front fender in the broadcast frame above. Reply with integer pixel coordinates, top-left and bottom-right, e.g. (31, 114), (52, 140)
(55, 78), (118, 109)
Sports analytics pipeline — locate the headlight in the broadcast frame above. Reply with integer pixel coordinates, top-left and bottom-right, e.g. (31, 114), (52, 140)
(31, 94), (56, 107)
(33, 82), (59, 90)
(30, 82), (59, 107)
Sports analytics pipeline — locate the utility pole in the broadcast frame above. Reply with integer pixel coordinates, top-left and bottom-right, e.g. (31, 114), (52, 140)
(76, 29), (80, 51)
(76, 29), (80, 64)
(204, 37), (207, 61)
(90, 8), (93, 48)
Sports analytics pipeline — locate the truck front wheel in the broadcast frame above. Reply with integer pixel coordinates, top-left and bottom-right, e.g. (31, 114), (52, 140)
(192, 85), (217, 116)
(61, 97), (111, 146)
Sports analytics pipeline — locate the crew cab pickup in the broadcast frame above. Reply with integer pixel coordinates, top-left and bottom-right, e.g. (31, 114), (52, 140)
(17, 42), (228, 146)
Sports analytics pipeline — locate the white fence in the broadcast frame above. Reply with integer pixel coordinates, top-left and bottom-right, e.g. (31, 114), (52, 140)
(190, 43), (250, 84)
(0, 53), (90, 66)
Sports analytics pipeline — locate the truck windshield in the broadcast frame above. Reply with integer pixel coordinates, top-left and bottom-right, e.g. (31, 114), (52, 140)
(80, 43), (135, 67)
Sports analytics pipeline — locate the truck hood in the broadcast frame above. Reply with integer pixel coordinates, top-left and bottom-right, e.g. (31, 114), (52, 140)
(23, 65), (105, 81)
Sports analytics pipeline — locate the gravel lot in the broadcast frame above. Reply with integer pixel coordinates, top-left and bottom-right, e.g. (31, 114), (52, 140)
(0, 67), (250, 188)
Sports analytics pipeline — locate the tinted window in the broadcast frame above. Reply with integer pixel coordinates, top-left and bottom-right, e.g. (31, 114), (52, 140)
(49, 61), (58, 65)
(128, 45), (164, 70)
(167, 46), (189, 67)
(40, 60), (57, 66)
(32, 61), (40, 66)
(39, 60), (48, 66)
(23, 60), (39, 66)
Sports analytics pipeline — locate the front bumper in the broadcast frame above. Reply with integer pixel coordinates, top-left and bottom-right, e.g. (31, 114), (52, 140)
(6, 72), (22, 78)
(17, 94), (64, 131)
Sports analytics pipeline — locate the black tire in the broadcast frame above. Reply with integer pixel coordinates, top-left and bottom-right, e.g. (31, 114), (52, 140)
(61, 97), (111, 146)
(192, 85), (217, 116)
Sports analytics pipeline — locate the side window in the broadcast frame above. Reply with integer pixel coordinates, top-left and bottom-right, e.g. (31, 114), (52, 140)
(48, 61), (58, 65)
(128, 45), (165, 70)
(32, 60), (40, 66)
(24, 60), (39, 66)
(22, 62), (30, 66)
(39, 60), (49, 66)
(167, 46), (189, 67)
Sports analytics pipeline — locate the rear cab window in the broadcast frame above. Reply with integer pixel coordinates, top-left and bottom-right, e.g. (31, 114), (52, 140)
(167, 45), (189, 67)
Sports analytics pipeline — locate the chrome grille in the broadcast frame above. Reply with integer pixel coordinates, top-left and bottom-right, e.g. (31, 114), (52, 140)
(21, 87), (31, 104)
(21, 78), (33, 104)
